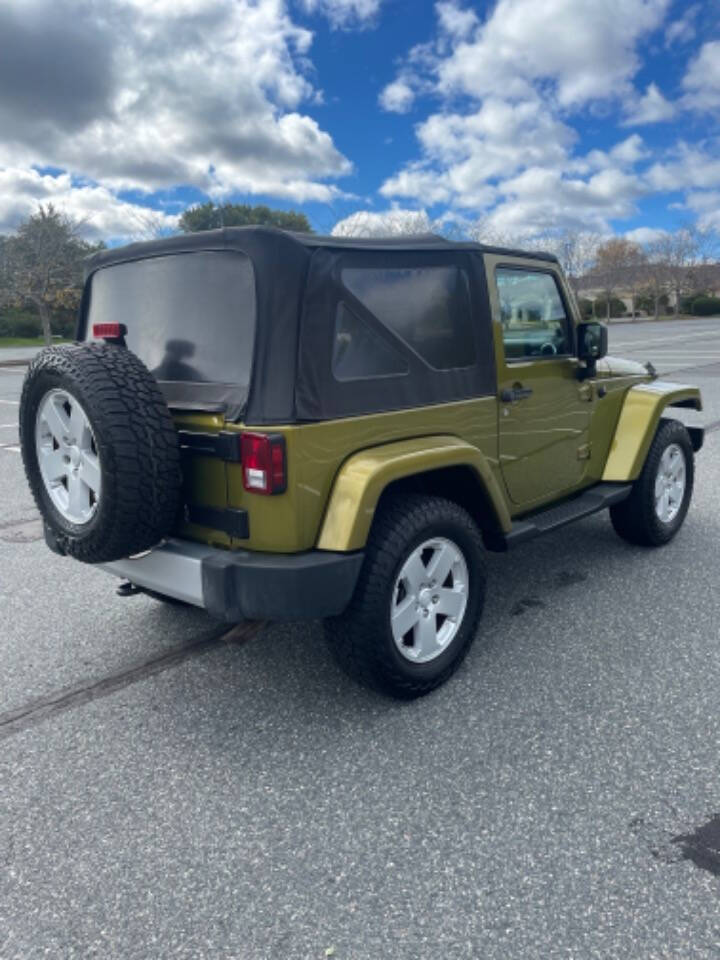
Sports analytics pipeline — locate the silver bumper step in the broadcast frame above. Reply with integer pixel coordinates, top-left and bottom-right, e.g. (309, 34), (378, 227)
(98, 538), (209, 608)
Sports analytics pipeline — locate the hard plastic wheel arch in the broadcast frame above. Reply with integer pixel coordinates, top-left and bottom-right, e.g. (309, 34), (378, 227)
(316, 435), (511, 552)
(602, 382), (703, 483)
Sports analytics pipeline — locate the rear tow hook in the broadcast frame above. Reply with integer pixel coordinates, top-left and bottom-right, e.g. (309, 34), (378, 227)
(116, 580), (142, 598)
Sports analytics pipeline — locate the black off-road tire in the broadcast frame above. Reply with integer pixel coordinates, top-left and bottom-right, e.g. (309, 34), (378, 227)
(20, 344), (182, 563)
(610, 419), (694, 547)
(325, 494), (487, 699)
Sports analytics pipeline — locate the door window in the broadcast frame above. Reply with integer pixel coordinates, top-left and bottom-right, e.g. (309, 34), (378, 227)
(496, 268), (571, 361)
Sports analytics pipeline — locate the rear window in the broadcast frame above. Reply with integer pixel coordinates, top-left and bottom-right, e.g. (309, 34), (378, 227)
(87, 251), (256, 387)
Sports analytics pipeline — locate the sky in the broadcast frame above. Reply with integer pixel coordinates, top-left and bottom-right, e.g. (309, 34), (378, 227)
(0, 0), (718, 244)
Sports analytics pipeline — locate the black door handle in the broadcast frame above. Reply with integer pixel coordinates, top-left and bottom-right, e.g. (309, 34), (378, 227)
(500, 385), (534, 403)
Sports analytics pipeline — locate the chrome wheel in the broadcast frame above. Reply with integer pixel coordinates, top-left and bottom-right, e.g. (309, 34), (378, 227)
(390, 537), (469, 664)
(35, 389), (101, 525)
(654, 442), (686, 525)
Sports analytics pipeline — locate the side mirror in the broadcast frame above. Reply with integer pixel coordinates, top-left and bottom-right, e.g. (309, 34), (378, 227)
(577, 321), (608, 376)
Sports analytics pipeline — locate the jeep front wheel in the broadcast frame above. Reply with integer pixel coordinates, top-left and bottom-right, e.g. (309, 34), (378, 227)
(610, 419), (694, 547)
(325, 494), (487, 699)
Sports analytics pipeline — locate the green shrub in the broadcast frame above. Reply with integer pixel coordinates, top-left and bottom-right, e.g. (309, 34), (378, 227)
(636, 293), (669, 315)
(690, 296), (720, 316)
(0, 309), (40, 338)
(51, 311), (77, 338)
(0, 307), (77, 338)
(599, 297), (627, 318)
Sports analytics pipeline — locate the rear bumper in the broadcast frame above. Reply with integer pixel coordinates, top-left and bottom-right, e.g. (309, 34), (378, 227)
(97, 538), (364, 621)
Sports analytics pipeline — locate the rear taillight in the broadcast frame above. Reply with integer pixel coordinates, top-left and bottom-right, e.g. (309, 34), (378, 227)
(240, 432), (286, 495)
(92, 322), (126, 341)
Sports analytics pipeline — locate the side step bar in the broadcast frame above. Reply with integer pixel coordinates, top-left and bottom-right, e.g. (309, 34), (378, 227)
(502, 482), (633, 549)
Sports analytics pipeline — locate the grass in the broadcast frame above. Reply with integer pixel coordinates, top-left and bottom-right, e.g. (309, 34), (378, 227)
(0, 337), (71, 347)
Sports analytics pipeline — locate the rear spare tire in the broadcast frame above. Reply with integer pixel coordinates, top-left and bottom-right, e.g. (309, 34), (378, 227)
(19, 344), (182, 563)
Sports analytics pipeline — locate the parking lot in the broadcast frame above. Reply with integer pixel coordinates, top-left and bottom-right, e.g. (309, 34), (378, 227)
(1, 318), (719, 959)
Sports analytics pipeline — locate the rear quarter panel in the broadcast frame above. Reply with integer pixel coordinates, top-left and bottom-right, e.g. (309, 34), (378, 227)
(225, 398), (500, 552)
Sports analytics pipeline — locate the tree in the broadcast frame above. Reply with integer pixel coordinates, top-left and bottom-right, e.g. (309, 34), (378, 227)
(179, 202), (312, 234)
(591, 237), (645, 321)
(640, 240), (672, 320)
(0, 206), (99, 344)
(332, 209), (434, 238)
(545, 229), (601, 298)
(469, 222), (600, 302)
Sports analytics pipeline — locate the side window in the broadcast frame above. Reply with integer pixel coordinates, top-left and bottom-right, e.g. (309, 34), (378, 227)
(341, 264), (476, 371)
(332, 302), (408, 381)
(496, 268), (572, 360)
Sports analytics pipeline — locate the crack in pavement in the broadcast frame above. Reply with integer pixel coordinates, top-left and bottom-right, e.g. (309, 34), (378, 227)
(0, 619), (264, 741)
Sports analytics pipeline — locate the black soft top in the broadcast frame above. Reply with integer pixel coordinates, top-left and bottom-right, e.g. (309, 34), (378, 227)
(84, 226), (557, 277)
(82, 227), (556, 424)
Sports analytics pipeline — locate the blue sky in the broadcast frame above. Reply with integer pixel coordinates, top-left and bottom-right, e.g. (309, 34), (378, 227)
(0, 0), (718, 243)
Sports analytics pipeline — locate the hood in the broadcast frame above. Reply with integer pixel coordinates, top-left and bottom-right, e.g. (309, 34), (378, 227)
(596, 355), (653, 379)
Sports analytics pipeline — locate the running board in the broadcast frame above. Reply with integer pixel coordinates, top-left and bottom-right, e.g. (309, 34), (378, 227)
(502, 482), (633, 549)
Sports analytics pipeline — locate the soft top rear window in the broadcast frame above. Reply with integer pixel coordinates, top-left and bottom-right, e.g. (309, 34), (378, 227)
(86, 251), (256, 414)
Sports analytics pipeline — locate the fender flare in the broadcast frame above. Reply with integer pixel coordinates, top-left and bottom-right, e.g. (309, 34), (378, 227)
(602, 381), (703, 483)
(316, 435), (511, 552)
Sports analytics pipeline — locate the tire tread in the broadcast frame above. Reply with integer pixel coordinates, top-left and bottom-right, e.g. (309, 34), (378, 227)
(325, 494), (486, 699)
(19, 344), (181, 563)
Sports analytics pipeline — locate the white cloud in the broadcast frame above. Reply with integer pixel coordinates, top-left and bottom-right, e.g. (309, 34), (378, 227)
(624, 226), (667, 245)
(609, 134), (649, 166)
(377, 0), (680, 237)
(682, 41), (720, 112)
(684, 191), (720, 232)
(436, 0), (670, 108)
(0, 0), (352, 214)
(0, 167), (179, 241)
(580, 134), (649, 172)
(379, 79), (415, 114)
(622, 83), (675, 125)
(435, 1), (479, 39)
(646, 143), (720, 192)
(483, 166), (644, 236)
(380, 165), (466, 207)
(381, 97), (574, 210)
(299, 0), (382, 29)
(665, 3), (700, 47)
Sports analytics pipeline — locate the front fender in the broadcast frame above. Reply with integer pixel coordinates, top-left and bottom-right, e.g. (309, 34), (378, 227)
(316, 435), (511, 552)
(602, 381), (703, 483)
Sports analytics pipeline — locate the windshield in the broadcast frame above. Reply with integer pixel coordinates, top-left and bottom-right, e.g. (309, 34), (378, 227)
(86, 251), (256, 389)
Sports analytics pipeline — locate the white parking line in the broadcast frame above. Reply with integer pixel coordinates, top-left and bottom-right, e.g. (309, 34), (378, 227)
(0, 423), (18, 428)
(0, 399), (19, 405)
(0, 445), (20, 453)
(611, 330), (720, 349)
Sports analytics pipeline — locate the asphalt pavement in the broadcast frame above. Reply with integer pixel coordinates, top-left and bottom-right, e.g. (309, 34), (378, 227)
(1, 318), (719, 959)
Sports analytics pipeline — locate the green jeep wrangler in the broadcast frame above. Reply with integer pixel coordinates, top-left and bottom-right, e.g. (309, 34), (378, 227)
(19, 228), (703, 699)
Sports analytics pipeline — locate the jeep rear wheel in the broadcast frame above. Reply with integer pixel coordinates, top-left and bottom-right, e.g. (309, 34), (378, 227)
(20, 344), (182, 564)
(325, 494), (486, 699)
(610, 419), (694, 547)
